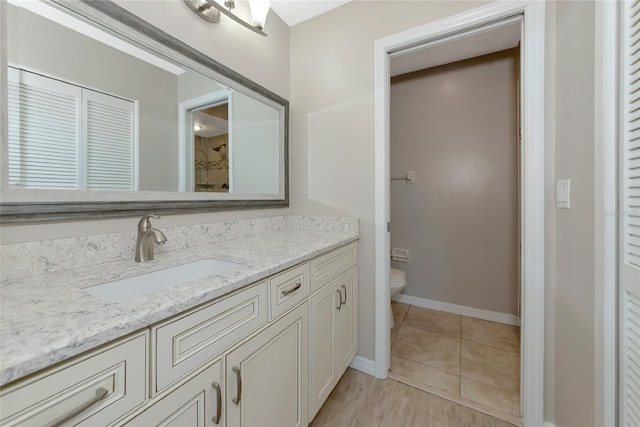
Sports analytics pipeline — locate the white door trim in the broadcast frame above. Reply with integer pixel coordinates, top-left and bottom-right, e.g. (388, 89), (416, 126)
(373, 2), (546, 426)
(594, 1), (618, 425)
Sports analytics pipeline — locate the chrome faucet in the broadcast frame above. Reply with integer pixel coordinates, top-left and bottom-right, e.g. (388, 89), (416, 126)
(135, 215), (167, 263)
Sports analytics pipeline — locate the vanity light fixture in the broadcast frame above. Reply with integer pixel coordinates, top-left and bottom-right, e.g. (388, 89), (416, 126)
(183, 0), (270, 36)
(248, 0), (270, 30)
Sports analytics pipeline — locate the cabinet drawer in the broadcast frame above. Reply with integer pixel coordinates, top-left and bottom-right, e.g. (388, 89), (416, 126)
(0, 331), (148, 427)
(310, 242), (357, 293)
(269, 262), (310, 320)
(152, 282), (267, 394)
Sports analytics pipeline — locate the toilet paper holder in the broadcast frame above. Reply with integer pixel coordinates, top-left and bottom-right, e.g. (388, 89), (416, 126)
(391, 248), (409, 262)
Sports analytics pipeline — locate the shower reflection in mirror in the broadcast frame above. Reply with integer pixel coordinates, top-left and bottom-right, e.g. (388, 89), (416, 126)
(180, 89), (280, 195)
(192, 102), (230, 192)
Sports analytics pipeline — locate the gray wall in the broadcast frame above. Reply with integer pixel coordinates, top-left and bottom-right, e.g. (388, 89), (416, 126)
(389, 49), (519, 316)
(7, 4), (180, 191)
(116, 0), (291, 100)
(290, 1), (601, 425)
(553, 1), (596, 426)
(289, 0), (492, 370)
(178, 71), (226, 103)
(0, 1), (608, 425)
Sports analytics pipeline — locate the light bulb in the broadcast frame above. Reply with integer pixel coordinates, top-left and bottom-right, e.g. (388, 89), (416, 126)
(248, 0), (270, 29)
(194, 124), (202, 131)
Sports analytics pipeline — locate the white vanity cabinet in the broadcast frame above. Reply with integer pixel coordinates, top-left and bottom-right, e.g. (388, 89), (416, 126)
(132, 302), (309, 427)
(309, 243), (359, 420)
(0, 241), (358, 427)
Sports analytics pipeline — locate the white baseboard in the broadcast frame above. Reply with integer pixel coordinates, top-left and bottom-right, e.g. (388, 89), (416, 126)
(393, 294), (521, 327)
(349, 355), (376, 376)
(544, 422), (556, 427)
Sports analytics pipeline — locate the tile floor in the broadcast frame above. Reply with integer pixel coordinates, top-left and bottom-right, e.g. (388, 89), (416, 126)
(389, 302), (521, 421)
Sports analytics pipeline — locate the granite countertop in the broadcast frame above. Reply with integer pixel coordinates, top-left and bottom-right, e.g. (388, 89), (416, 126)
(0, 229), (358, 386)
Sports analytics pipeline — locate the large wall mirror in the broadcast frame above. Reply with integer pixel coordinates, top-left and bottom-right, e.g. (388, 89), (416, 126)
(0, 0), (288, 222)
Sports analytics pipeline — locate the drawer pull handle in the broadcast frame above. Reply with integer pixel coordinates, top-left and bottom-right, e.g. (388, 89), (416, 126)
(336, 290), (342, 310)
(212, 381), (222, 424)
(340, 285), (347, 306)
(232, 366), (242, 405)
(281, 282), (302, 296)
(46, 387), (109, 427)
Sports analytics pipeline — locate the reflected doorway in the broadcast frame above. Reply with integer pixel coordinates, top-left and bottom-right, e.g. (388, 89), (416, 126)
(193, 103), (229, 192)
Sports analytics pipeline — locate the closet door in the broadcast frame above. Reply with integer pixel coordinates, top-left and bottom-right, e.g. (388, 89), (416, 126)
(7, 67), (81, 189)
(82, 89), (136, 190)
(619, 1), (640, 425)
(7, 68), (136, 191)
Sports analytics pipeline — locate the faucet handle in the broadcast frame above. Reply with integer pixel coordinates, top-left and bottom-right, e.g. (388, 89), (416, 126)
(138, 214), (160, 230)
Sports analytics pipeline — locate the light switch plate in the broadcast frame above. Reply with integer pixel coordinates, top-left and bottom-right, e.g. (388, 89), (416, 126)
(556, 179), (571, 209)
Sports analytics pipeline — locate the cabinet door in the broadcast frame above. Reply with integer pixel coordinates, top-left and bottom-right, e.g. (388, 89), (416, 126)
(226, 303), (308, 427)
(126, 361), (223, 427)
(337, 267), (358, 375)
(309, 281), (340, 419)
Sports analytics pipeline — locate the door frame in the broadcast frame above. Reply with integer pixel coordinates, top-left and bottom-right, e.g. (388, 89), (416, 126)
(594, 1), (617, 426)
(178, 89), (230, 192)
(373, 2), (545, 425)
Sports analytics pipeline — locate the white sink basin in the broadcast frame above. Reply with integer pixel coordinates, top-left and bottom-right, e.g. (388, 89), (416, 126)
(86, 258), (241, 303)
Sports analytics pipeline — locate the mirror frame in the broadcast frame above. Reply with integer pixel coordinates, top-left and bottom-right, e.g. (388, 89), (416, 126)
(0, 0), (289, 223)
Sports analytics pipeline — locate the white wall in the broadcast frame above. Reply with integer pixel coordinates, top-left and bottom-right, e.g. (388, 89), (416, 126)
(0, 0), (292, 245)
(390, 49), (519, 316)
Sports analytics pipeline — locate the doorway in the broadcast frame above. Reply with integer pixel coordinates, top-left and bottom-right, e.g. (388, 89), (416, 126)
(373, 2), (545, 426)
(387, 38), (522, 425)
(178, 89), (230, 192)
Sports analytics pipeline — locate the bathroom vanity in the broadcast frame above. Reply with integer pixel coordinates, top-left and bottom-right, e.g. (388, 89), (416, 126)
(0, 1), (360, 424)
(0, 217), (359, 426)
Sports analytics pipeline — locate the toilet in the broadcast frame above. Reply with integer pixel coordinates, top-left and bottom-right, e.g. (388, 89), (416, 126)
(389, 268), (406, 328)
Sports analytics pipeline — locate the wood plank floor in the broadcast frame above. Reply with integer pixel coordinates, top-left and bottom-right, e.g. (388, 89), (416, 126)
(309, 368), (517, 427)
